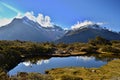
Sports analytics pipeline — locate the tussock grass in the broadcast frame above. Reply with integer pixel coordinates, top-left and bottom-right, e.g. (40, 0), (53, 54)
(46, 59), (120, 80)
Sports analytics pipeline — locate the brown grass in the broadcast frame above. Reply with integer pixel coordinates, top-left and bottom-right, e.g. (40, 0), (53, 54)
(46, 59), (120, 80)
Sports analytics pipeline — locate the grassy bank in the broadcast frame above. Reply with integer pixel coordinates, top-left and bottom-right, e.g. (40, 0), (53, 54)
(7, 59), (120, 80)
(46, 59), (120, 80)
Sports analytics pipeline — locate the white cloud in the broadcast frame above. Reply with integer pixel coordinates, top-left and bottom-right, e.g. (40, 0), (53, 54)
(15, 13), (23, 19)
(63, 28), (69, 30)
(36, 14), (53, 27)
(23, 61), (32, 66)
(23, 11), (53, 27)
(0, 11), (53, 27)
(0, 2), (24, 27)
(44, 60), (49, 64)
(37, 14), (44, 24)
(21, 11), (53, 27)
(71, 20), (104, 30)
(96, 22), (104, 25)
(0, 18), (13, 27)
(24, 12), (53, 27)
(24, 11), (36, 22)
(76, 56), (94, 61)
(0, 13), (23, 27)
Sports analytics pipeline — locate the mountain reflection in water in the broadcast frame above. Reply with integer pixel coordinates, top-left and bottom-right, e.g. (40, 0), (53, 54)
(9, 55), (119, 76)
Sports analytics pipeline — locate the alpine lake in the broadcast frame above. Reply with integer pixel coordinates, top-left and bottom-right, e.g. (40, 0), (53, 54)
(8, 54), (118, 76)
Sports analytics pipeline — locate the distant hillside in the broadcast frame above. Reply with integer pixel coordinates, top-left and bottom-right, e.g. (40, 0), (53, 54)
(0, 18), (119, 43)
(56, 25), (120, 43)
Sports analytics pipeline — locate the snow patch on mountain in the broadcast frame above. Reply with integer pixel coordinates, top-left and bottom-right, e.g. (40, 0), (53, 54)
(21, 11), (53, 28)
(36, 14), (53, 27)
(71, 20), (104, 30)
(24, 12), (36, 22)
(0, 15), (65, 42)
(0, 11), (53, 28)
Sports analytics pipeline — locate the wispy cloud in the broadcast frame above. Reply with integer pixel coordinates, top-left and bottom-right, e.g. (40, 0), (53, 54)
(24, 11), (36, 22)
(21, 11), (53, 27)
(0, 13), (23, 27)
(37, 13), (53, 27)
(71, 20), (104, 30)
(0, 18), (12, 27)
(0, 11), (53, 27)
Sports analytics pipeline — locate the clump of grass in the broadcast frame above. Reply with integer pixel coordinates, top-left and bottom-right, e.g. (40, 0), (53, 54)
(46, 59), (120, 80)
(0, 68), (9, 80)
(10, 72), (54, 80)
(100, 45), (120, 54)
(61, 74), (83, 80)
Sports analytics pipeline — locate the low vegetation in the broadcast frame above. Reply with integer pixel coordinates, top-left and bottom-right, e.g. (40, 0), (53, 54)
(46, 59), (120, 80)
(0, 36), (120, 79)
(10, 72), (54, 80)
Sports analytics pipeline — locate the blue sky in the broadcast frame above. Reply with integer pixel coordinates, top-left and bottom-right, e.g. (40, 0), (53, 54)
(0, 0), (120, 31)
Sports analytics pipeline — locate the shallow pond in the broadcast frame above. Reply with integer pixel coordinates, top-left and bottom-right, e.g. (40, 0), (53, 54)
(8, 56), (112, 75)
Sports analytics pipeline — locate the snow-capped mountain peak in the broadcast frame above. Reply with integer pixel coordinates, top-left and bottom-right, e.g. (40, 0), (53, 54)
(71, 20), (104, 30)
(24, 12), (54, 28)
(0, 16), (65, 42)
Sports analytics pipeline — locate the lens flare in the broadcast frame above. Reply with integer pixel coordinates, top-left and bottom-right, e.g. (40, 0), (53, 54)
(0, 1), (21, 13)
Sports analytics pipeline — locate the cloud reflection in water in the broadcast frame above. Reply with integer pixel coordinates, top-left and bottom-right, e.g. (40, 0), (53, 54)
(23, 60), (50, 66)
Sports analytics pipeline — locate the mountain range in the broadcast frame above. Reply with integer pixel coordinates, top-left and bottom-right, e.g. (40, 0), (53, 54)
(56, 24), (120, 43)
(0, 17), (65, 42)
(0, 17), (120, 43)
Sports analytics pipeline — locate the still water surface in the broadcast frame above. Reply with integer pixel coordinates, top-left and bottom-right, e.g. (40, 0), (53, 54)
(9, 56), (108, 75)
